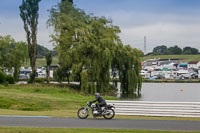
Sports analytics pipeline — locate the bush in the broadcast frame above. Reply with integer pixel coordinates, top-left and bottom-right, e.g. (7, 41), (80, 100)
(34, 78), (45, 83)
(6, 75), (15, 84)
(27, 78), (45, 84)
(0, 70), (6, 84)
(53, 68), (64, 83)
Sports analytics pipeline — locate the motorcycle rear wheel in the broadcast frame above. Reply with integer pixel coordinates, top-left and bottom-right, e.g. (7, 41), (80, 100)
(103, 109), (115, 119)
(77, 107), (89, 119)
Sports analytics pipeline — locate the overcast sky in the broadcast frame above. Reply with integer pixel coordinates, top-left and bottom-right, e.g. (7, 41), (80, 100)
(1, 0), (200, 53)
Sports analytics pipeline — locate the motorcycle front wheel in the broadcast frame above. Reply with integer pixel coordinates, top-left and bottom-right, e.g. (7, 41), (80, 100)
(103, 109), (115, 119)
(77, 107), (89, 119)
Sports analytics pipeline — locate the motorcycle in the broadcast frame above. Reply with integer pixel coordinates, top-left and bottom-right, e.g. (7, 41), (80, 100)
(77, 102), (115, 119)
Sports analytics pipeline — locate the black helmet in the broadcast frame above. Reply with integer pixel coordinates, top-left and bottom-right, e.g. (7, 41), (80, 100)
(95, 93), (100, 99)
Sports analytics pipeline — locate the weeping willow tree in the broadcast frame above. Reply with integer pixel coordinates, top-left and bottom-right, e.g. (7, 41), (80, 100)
(48, 2), (120, 93)
(48, 1), (142, 96)
(86, 16), (121, 93)
(81, 70), (88, 93)
(112, 45), (142, 97)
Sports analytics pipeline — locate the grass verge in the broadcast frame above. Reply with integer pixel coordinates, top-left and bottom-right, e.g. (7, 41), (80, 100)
(0, 84), (115, 118)
(0, 127), (199, 133)
(0, 84), (200, 121)
(23, 57), (59, 67)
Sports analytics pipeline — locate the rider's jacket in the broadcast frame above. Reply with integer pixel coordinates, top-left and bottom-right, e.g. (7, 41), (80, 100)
(91, 96), (106, 104)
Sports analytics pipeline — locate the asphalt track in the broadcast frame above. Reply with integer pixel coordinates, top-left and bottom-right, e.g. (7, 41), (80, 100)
(0, 116), (200, 131)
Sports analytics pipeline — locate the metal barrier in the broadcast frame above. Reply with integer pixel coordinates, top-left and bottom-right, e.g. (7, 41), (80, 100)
(106, 100), (200, 117)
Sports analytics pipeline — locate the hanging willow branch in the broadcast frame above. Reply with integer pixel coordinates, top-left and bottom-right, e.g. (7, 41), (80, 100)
(48, 1), (143, 97)
(113, 45), (142, 97)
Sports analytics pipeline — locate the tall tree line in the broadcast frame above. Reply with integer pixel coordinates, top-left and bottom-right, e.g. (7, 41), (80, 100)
(151, 45), (199, 55)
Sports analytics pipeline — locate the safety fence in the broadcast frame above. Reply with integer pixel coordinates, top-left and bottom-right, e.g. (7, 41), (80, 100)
(106, 100), (200, 117)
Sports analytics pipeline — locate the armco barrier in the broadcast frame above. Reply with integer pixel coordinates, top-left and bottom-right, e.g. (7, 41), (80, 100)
(106, 100), (200, 117)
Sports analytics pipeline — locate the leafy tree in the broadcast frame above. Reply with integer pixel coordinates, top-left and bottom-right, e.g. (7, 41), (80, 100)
(183, 50), (192, 55)
(151, 45), (199, 55)
(37, 44), (58, 58)
(0, 35), (28, 80)
(153, 45), (168, 55)
(183, 47), (199, 55)
(45, 52), (52, 84)
(6, 75), (15, 84)
(48, 1), (88, 89)
(0, 35), (15, 66)
(81, 70), (88, 93)
(62, 0), (73, 4)
(0, 70), (6, 84)
(112, 45), (142, 97)
(48, 1), (142, 96)
(168, 45), (182, 55)
(6, 41), (28, 80)
(19, 0), (41, 83)
(53, 67), (66, 83)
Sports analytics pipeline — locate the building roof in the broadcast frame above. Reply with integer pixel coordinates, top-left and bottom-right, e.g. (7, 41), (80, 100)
(159, 61), (173, 65)
(178, 63), (188, 67)
(188, 61), (199, 64)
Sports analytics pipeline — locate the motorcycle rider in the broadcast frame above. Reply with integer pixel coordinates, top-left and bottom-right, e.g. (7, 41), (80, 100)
(90, 93), (106, 112)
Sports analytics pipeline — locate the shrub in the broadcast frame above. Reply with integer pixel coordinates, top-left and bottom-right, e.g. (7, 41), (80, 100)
(34, 78), (45, 83)
(6, 75), (15, 84)
(0, 70), (6, 84)
(53, 68), (64, 83)
(27, 78), (45, 84)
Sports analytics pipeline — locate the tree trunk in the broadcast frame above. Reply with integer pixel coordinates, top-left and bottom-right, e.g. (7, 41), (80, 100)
(14, 67), (19, 81)
(29, 44), (37, 83)
(67, 74), (70, 83)
(78, 71), (83, 89)
(46, 65), (50, 84)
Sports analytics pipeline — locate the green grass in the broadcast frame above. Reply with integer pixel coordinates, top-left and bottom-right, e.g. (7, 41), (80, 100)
(0, 127), (199, 133)
(0, 84), (116, 117)
(23, 57), (59, 67)
(142, 55), (200, 62)
(0, 84), (200, 121)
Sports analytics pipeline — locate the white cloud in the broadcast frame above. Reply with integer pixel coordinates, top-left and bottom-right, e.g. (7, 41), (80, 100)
(0, 17), (54, 50)
(119, 23), (200, 53)
(102, 11), (200, 52)
(1, 9), (200, 53)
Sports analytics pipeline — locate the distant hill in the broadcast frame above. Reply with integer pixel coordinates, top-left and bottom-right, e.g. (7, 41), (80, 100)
(37, 45), (57, 58)
(142, 55), (200, 62)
